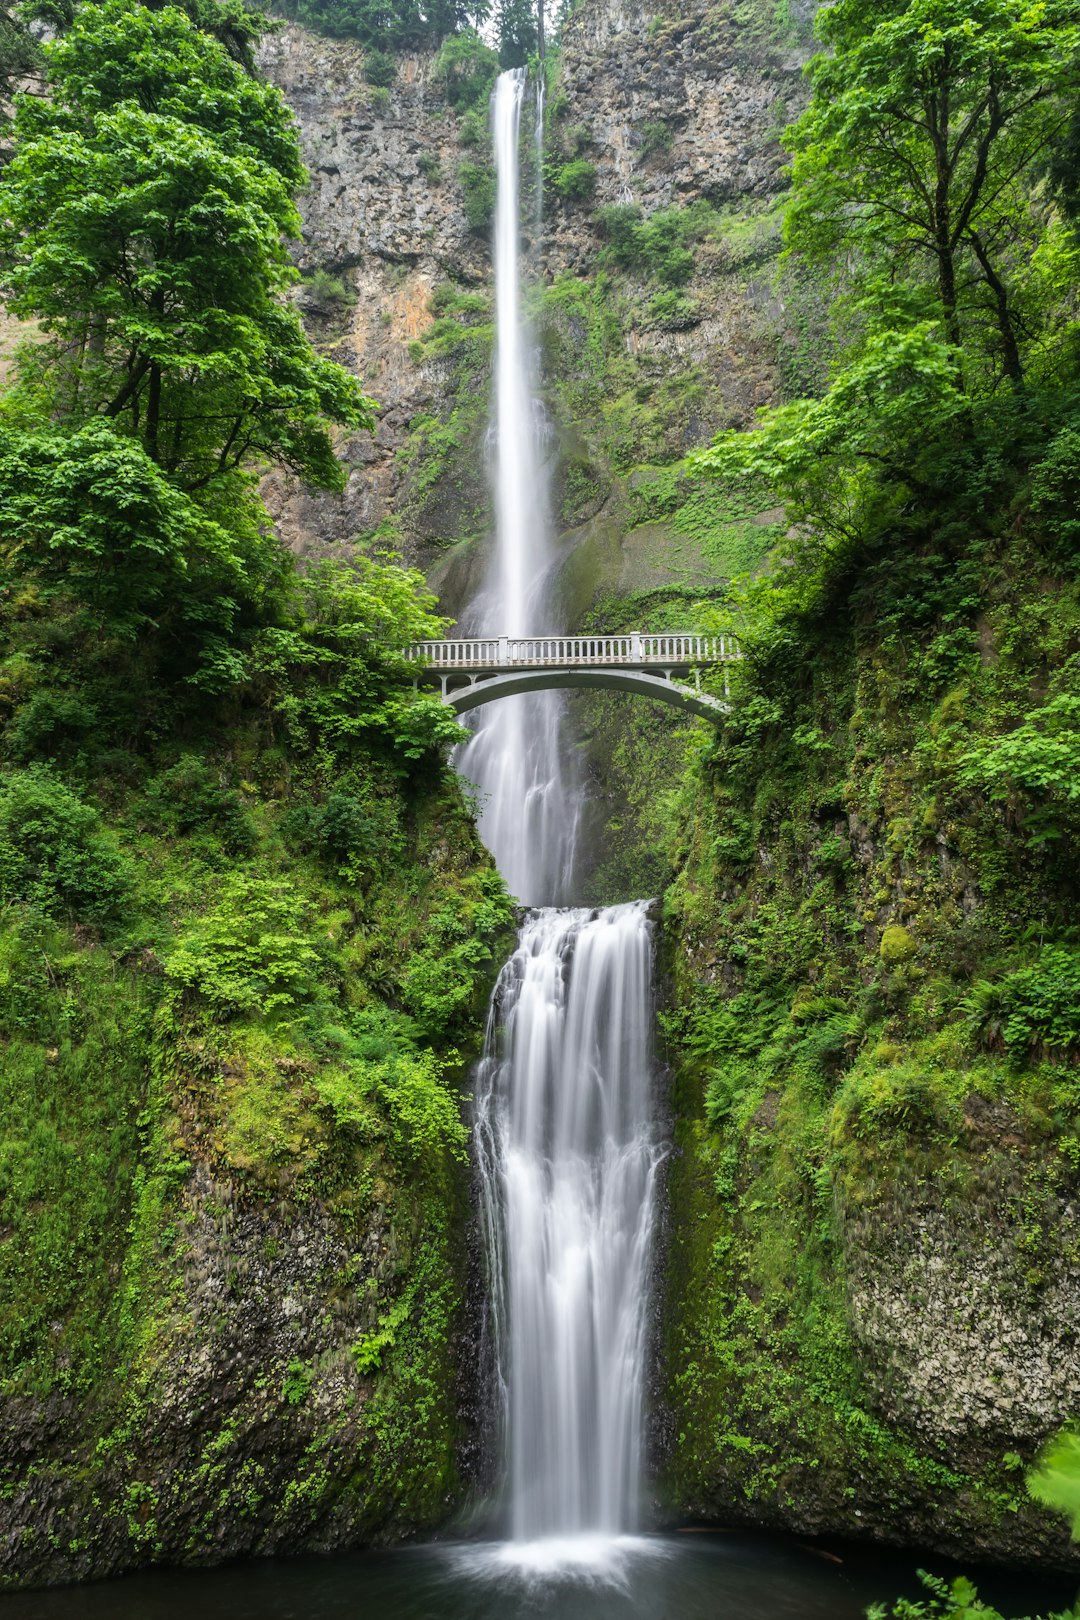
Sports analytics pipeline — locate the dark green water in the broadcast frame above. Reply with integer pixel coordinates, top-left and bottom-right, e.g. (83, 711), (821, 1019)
(2, 1533), (1073, 1620)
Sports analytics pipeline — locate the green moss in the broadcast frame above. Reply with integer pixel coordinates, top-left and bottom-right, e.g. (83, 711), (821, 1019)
(880, 924), (916, 965)
(0, 700), (514, 1577)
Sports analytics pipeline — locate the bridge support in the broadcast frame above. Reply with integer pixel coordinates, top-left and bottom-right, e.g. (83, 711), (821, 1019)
(437, 667), (728, 724)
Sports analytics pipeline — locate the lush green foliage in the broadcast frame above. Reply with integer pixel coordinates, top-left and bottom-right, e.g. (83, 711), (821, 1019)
(550, 156), (595, 201)
(654, 0), (1080, 1570)
(868, 1568), (1076, 1619)
(458, 158), (497, 230)
(959, 684), (1080, 844)
(697, 0), (1080, 563)
(596, 201), (715, 287)
(786, 0), (1080, 386)
(0, 3), (515, 1575)
(1, 1), (373, 495)
(432, 27), (498, 111)
(0, 767), (131, 923)
(165, 874), (324, 1014)
(271, 0), (488, 47)
(1030, 1429), (1080, 1539)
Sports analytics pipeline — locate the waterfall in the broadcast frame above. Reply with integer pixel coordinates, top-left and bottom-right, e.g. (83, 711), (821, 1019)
(461, 69), (660, 1559)
(454, 67), (581, 908)
(474, 904), (661, 1542)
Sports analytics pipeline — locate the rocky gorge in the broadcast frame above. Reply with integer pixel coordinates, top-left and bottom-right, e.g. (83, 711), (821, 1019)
(2, 0), (1080, 1595)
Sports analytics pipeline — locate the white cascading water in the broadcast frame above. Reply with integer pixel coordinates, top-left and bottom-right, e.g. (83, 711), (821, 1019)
(462, 70), (662, 1558)
(454, 67), (580, 908)
(475, 903), (661, 1543)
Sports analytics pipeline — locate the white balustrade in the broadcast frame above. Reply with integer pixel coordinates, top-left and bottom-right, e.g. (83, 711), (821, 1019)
(404, 634), (741, 669)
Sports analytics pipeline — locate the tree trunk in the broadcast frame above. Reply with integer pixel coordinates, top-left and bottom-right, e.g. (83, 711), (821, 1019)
(928, 77), (965, 368)
(967, 228), (1024, 389)
(146, 362), (161, 461)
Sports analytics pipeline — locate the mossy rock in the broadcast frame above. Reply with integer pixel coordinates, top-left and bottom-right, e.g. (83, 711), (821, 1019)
(879, 924), (917, 965)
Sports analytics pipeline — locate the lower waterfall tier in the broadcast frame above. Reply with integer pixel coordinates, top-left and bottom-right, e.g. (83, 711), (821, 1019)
(474, 902), (661, 1540)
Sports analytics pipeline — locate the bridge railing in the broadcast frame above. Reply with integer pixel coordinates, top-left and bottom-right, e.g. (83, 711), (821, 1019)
(404, 633), (741, 668)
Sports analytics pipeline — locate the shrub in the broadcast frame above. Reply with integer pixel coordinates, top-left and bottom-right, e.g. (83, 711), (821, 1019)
(283, 789), (395, 878)
(144, 756), (255, 855)
(551, 158), (596, 202)
(704, 1057), (754, 1126)
(282, 1360), (313, 1405)
(363, 47), (395, 86)
(4, 689), (98, 763)
(1029, 1427), (1080, 1538)
(315, 792), (376, 860)
(400, 884), (512, 1041)
(303, 268), (353, 310)
(0, 768), (130, 924)
(967, 948), (1080, 1058)
(459, 160), (496, 231)
(417, 151), (441, 183)
(959, 689), (1080, 844)
(457, 108), (486, 146)
(646, 289), (700, 329)
(378, 1050), (468, 1165)
(596, 201), (704, 286)
(164, 875), (322, 1015)
(432, 28), (498, 112)
(879, 924), (916, 965)
(638, 118), (671, 157)
(1031, 424), (1080, 557)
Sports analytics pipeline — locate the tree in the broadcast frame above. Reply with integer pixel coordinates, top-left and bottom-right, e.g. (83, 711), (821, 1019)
(0, 7), (43, 117)
(0, 420), (281, 658)
(693, 325), (969, 551)
(785, 0), (1080, 390)
(27, 0), (272, 69)
(279, 0), (490, 48)
(495, 0), (536, 67)
(0, 0), (374, 496)
(432, 26), (499, 110)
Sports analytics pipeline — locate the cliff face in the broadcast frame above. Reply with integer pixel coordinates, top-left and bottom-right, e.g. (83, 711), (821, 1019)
(254, 25), (486, 573)
(259, 0), (818, 608)
(0, 758), (509, 1589)
(655, 526), (1080, 1567)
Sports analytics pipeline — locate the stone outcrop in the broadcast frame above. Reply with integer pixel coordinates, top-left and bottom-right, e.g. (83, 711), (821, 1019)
(258, 0), (818, 598)
(256, 25), (485, 571)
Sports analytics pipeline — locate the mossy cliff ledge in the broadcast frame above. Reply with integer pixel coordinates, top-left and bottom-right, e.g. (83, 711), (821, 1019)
(0, 760), (513, 1589)
(655, 526), (1080, 1568)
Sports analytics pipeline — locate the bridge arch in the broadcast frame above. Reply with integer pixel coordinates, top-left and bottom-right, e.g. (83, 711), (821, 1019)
(441, 667), (728, 723)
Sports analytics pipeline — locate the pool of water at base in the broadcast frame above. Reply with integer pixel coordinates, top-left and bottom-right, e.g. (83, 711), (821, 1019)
(3, 1532), (1075, 1620)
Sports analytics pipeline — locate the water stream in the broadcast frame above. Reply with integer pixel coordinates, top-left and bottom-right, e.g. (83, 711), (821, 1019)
(474, 903), (661, 1544)
(458, 66), (662, 1566)
(454, 67), (581, 907)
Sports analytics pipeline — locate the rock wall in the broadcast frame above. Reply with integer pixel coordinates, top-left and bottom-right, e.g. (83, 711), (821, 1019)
(255, 25), (486, 573)
(259, 0), (820, 609)
(655, 522), (1080, 1567)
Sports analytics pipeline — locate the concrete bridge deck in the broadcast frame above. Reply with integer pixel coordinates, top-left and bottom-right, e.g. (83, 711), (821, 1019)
(404, 634), (739, 722)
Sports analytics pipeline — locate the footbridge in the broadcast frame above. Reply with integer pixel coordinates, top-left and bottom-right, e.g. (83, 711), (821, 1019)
(404, 634), (739, 723)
